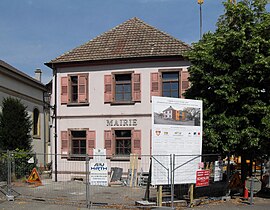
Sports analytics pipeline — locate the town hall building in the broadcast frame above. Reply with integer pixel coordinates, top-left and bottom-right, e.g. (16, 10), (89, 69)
(46, 17), (191, 181)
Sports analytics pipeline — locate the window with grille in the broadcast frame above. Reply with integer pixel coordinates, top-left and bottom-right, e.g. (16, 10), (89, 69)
(71, 130), (86, 155)
(115, 130), (131, 155)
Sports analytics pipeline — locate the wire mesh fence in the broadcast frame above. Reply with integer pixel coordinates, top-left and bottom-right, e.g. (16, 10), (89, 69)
(2, 151), (263, 209)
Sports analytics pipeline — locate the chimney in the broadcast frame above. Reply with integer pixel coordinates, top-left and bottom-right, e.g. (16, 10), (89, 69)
(35, 68), (42, 82)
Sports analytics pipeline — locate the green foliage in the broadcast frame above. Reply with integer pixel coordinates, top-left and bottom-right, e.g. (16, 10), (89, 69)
(0, 97), (32, 151)
(12, 149), (36, 179)
(0, 149), (36, 181)
(185, 0), (270, 156)
(0, 151), (8, 181)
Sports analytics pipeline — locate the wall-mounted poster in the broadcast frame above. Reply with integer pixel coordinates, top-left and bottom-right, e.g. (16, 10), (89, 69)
(151, 96), (203, 185)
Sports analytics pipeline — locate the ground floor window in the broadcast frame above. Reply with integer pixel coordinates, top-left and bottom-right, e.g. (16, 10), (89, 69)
(115, 130), (131, 155)
(71, 130), (86, 155)
(104, 129), (141, 157)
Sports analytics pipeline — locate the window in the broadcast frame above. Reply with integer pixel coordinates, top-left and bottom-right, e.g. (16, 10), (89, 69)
(151, 70), (190, 99)
(162, 72), (179, 98)
(70, 76), (78, 103)
(115, 74), (132, 102)
(61, 129), (96, 158)
(33, 108), (40, 136)
(61, 74), (88, 104)
(104, 129), (141, 157)
(104, 72), (141, 104)
(115, 130), (131, 155)
(71, 130), (86, 155)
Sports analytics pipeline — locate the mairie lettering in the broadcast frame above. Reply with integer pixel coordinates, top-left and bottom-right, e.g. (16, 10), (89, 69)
(106, 119), (137, 127)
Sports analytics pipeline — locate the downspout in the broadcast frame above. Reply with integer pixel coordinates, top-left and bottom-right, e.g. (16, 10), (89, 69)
(53, 64), (58, 182)
(43, 91), (46, 167)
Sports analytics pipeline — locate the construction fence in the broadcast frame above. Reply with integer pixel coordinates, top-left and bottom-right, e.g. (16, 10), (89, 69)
(0, 151), (267, 209)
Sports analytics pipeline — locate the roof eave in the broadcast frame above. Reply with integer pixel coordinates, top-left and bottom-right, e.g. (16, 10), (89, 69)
(45, 55), (189, 69)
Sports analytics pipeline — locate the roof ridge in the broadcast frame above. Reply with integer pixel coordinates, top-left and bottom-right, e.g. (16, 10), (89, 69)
(131, 18), (190, 48)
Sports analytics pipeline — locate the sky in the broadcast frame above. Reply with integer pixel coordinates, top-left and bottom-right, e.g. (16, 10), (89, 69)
(0, 0), (268, 84)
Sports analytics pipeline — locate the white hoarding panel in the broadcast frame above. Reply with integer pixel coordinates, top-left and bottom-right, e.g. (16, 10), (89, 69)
(90, 149), (108, 186)
(151, 96), (203, 185)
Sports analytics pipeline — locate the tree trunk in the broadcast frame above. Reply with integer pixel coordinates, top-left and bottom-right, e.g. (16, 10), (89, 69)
(241, 153), (248, 194)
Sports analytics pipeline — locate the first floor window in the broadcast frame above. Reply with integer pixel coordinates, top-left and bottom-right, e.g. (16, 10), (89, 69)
(71, 130), (86, 155)
(104, 72), (141, 104)
(115, 74), (132, 102)
(115, 130), (132, 155)
(150, 70), (190, 99)
(162, 72), (179, 98)
(70, 75), (78, 103)
(60, 74), (88, 104)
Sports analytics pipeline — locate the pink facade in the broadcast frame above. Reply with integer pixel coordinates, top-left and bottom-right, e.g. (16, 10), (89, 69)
(46, 18), (191, 181)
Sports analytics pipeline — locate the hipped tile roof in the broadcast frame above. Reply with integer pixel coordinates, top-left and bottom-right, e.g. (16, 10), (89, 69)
(47, 17), (190, 65)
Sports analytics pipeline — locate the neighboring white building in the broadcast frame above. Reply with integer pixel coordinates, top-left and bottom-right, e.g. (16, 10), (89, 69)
(0, 60), (49, 166)
(46, 17), (191, 181)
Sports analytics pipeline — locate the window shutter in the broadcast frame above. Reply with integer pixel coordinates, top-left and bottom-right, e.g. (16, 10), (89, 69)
(150, 72), (161, 99)
(78, 74), (88, 103)
(104, 75), (112, 103)
(132, 73), (141, 102)
(87, 130), (96, 157)
(181, 71), (190, 98)
(61, 131), (69, 157)
(132, 130), (141, 157)
(104, 130), (113, 157)
(61, 77), (68, 104)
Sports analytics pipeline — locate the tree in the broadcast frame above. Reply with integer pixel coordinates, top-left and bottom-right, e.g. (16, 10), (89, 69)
(0, 97), (32, 151)
(185, 0), (270, 177)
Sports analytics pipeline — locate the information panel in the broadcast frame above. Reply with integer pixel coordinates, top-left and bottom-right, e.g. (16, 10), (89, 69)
(151, 96), (203, 185)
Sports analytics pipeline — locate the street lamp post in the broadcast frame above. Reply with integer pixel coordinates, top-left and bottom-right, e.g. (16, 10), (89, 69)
(198, 0), (204, 39)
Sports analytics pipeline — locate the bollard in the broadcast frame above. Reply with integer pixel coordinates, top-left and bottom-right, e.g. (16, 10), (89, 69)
(249, 177), (254, 205)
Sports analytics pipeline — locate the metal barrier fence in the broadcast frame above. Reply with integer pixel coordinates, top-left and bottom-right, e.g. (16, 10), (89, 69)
(0, 151), (243, 209)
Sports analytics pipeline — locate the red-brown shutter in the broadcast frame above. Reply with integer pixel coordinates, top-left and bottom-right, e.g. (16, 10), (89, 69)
(104, 130), (113, 156)
(132, 73), (141, 102)
(181, 71), (190, 98)
(150, 72), (161, 99)
(61, 131), (69, 157)
(78, 74), (88, 103)
(87, 130), (96, 157)
(61, 77), (68, 104)
(104, 75), (112, 103)
(132, 130), (141, 157)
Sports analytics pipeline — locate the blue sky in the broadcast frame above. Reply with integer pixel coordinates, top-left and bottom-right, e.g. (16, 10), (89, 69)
(0, 0), (267, 84)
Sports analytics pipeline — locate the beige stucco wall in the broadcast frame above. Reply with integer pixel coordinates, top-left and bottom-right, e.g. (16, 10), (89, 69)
(0, 68), (47, 166)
